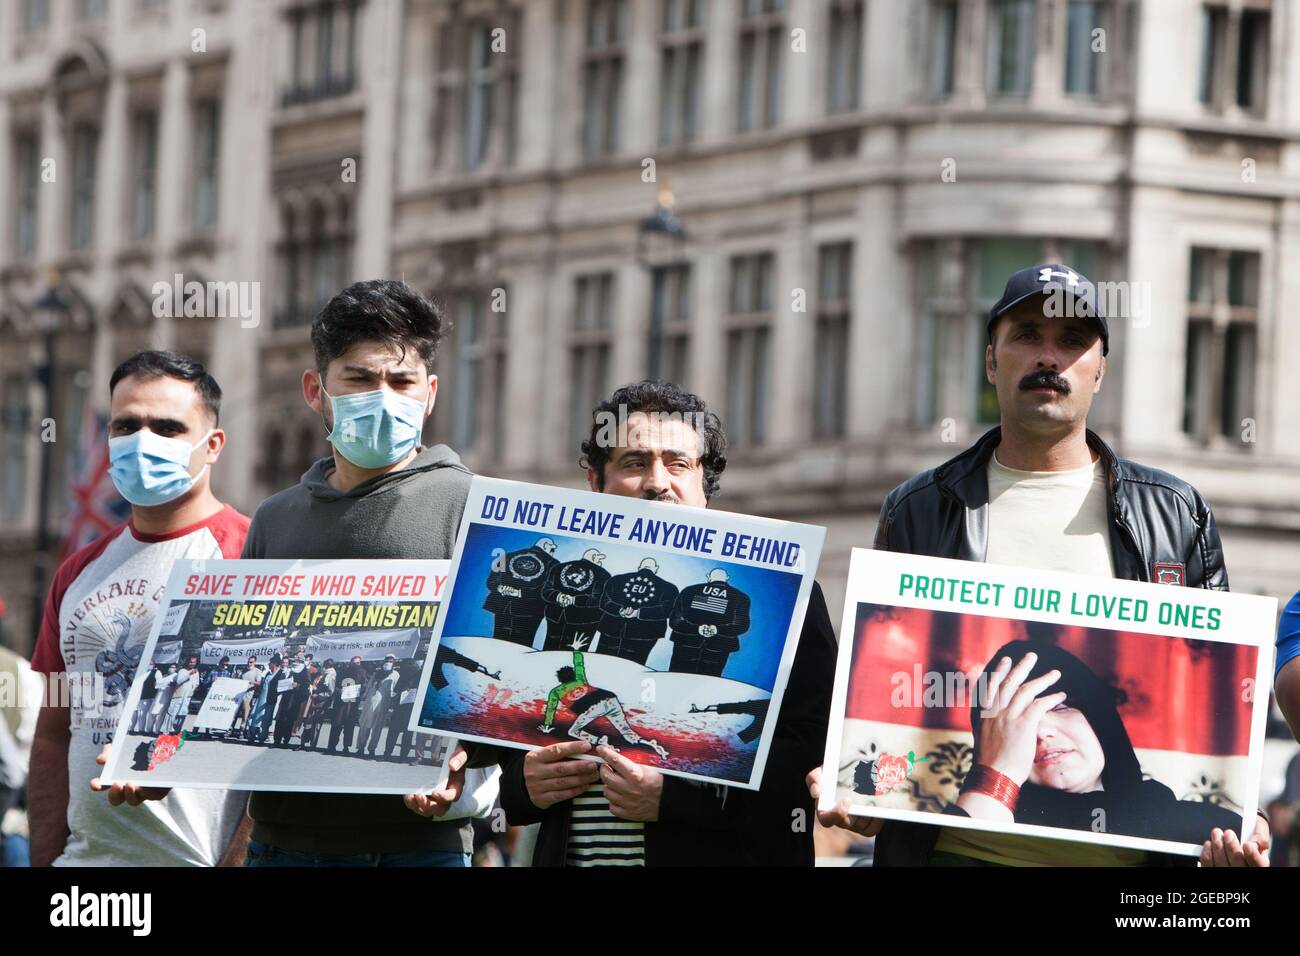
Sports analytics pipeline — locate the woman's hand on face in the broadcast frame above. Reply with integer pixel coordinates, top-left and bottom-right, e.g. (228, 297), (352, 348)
(972, 652), (1066, 787)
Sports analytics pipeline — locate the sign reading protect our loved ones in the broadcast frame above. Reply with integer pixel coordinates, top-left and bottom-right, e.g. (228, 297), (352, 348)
(821, 549), (1276, 858)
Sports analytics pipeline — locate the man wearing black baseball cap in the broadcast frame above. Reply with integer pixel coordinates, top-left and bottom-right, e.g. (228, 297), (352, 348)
(811, 262), (1270, 868)
(987, 263), (1109, 356)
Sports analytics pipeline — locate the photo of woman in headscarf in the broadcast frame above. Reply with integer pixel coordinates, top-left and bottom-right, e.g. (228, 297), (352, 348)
(952, 639), (1241, 844)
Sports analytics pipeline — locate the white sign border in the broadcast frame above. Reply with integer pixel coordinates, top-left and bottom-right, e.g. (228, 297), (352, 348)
(99, 558), (455, 795)
(819, 549), (1277, 858)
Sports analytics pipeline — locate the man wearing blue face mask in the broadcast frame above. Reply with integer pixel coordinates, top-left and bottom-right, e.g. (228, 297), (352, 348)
(233, 278), (499, 867)
(29, 350), (251, 867)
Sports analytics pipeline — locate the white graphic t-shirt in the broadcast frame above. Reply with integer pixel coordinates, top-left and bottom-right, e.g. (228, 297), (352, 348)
(31, 505), (250, 866)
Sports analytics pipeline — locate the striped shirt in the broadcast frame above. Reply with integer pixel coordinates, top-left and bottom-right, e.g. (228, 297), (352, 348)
(565, 783), (646, 867)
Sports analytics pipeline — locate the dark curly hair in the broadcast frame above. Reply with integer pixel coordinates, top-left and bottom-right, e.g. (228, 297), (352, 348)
(579, 381), (728, 499)
(311, 279), (447, 380)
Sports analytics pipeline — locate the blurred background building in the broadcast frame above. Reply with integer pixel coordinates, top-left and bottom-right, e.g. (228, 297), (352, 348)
(1, 0), (1299, 837)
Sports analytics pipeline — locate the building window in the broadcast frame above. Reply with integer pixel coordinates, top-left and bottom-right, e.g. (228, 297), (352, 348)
(1064, 0), (1102, 96)
(463, 22), (495, 169)
(22, 0), (50, 31)
(726, 252), (774, 447)
(14, 131), (39, 259)
(283, 0), (361, 106)
(50, 373), (89, 525)
(260, 422), (323, 493)
(79, 0), (107, 18)
(915, 238), (1101, 428)
(70, 123), (99, 251)
(192, 99), (221, 231)
(1, 376), (29, 524)
(929, 0), (958, 99)
(1200, 3), (1270, 114)
(130, 110), (159, 240)
(308, 201), (343, 314)
(986, 0), (1035, 97)
(275, 194), (353, 327)
(570, 273), (615, 447)
(658, 0), (703, 147)
(1236, 7), (1269, 112)
(738, 0), (785, 132)
(649, 262), (691, 385)
(814, 243), (852, 439)
(1183, 248), (1259, 444)
(1199, 6), (1227, 106)
(582, 0), (626, 159)
(826, 0), (863, 115)
(448, 291), (508, 458)
(432, 12), (521, 172)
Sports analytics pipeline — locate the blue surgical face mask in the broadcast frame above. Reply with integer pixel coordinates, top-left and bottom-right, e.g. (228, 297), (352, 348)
(321, 384), (427, 469)
(108, 428), (212, 506)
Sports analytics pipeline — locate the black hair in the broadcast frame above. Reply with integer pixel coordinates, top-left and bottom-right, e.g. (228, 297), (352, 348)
(310, 279), (447, 382)
(557, 666), (576, 683)
(110, 350), (222, 424)
(579, 380), (728, 499)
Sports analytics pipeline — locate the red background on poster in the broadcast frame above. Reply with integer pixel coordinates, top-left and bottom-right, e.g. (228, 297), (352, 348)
(845, 605), (1256, 756)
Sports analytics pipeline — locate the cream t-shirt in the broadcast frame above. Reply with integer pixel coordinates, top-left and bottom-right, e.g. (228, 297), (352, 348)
(984, 453), (1114, 577)
(933, 451), (1147, 866)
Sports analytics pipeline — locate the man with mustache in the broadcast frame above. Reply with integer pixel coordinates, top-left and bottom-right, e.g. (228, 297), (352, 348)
(810, 263), (1268, 867)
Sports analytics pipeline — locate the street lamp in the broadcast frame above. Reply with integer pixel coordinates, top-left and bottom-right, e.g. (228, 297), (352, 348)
(30, 276), (69, 637)
(636, 181), (687, 382)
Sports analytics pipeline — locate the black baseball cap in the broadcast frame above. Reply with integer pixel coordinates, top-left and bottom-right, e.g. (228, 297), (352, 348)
(987, 263), (1109, 356)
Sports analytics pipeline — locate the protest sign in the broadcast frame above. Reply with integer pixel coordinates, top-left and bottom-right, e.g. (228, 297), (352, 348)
(820, 549), (1275, 857)
(102, 559), (455, 794)
(410, 477), (825, 789)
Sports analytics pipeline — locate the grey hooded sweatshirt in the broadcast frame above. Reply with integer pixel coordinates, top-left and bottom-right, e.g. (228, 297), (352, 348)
(240, 444), (474, 856)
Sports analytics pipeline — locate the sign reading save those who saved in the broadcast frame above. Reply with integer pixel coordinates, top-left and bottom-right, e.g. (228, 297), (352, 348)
(100, 559), (457, 795)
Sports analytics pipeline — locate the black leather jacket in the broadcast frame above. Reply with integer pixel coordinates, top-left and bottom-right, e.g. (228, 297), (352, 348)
(872, 426), (1229, 867)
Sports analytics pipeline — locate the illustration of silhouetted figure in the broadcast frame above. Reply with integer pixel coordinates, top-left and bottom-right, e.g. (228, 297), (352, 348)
(430, 645), (501, 691)
(689, 698), (769, 744)
(668, 568), (752, 676)
(538, 637), (668, 758)
(541, 549), (610, 651)
(484, 537), (558, 647)
(597, 557), (678, 665)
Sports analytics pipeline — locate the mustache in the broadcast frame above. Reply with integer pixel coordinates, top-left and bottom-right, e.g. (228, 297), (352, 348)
(1019, 370), (1072, 394)
(643, 491), (680, 504)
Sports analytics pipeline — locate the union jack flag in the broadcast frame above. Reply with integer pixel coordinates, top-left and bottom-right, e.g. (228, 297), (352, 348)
(59, 407), (129, 559)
